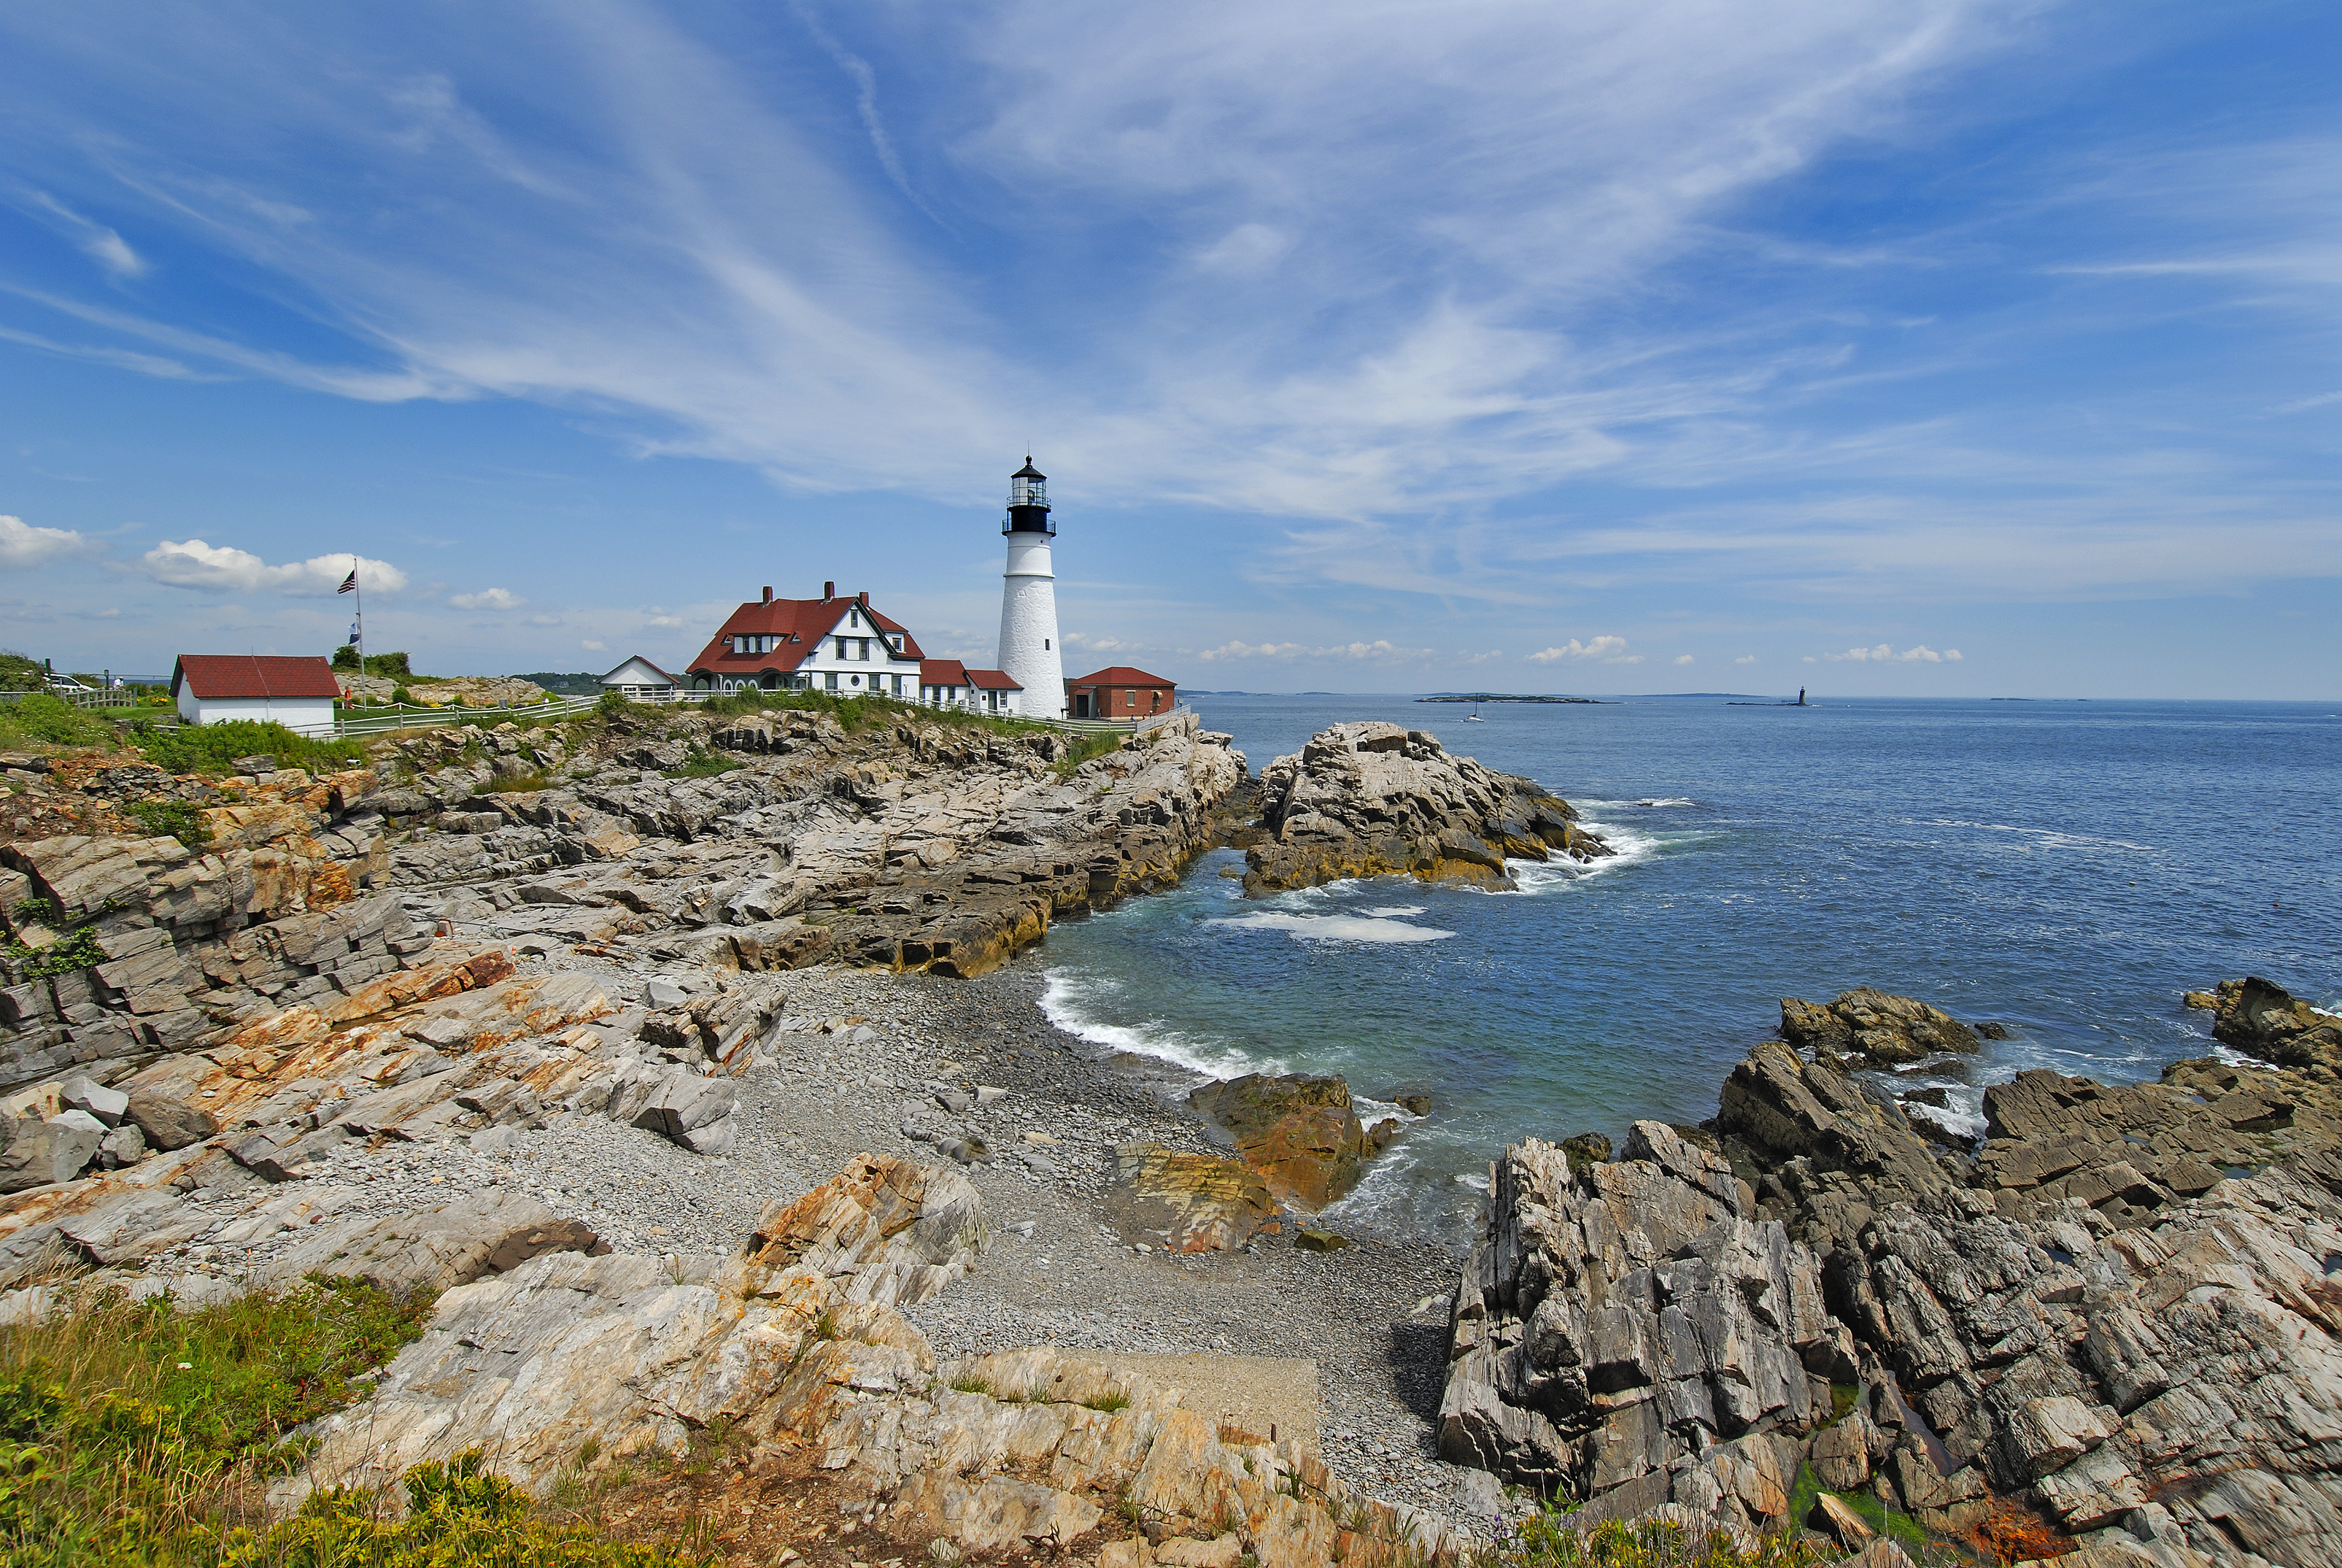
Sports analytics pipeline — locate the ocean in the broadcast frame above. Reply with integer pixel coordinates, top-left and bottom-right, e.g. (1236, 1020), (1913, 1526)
(1035, 694), (2342, 1242)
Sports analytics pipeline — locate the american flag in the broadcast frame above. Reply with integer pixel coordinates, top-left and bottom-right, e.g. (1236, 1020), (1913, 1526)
(338, 568), (358, 594)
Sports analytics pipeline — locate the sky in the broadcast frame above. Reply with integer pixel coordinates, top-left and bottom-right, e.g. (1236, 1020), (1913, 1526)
(1, 1), (2337, 698)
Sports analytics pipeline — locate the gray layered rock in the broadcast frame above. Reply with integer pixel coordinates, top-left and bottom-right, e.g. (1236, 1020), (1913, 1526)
(263, 1189), (604, 1296)
(1245, 722), (1608, 895)
(1438, 1122), (1847, 1532)
(124, 1088), (217, 1151)
(1, 1114), (101, 1192)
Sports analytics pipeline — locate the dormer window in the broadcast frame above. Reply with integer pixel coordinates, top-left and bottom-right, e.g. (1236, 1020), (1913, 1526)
(887, 633), (903, 654)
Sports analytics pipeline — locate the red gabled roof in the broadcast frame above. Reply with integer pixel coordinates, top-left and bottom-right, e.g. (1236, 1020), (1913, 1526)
(919, 659), (1021, 691)
(172, 654), (342, 701)
(1069, 665), (1175, 689)
(685, 592), (926, 679)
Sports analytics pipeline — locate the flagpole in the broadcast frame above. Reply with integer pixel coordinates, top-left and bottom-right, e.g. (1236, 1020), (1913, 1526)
(353, 556), (364, 684)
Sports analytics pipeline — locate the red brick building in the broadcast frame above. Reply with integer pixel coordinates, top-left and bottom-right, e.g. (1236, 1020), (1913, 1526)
(1067, 665), (1177, 720)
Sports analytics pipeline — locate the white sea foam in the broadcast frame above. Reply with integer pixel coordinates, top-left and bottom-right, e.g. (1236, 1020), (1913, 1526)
(1904, 1100), (1986, 1141)
(1636, 797), (1699, 808)
(1365, 905), (1427, 917)
(1207, 911), (1456, 944)
(1037, 969), (1284, 1079)
(1920, 819), (2155, 854)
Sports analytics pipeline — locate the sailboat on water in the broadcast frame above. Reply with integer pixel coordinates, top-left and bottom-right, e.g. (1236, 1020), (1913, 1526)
(1465, 693), (1484, 721)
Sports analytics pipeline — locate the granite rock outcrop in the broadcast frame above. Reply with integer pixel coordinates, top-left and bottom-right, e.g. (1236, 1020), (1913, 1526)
(2198, 974), (2342, 1073)
(1439, 1001), (2342, 1566)
(1244, 722), (1607, 895)
(1779, 988), (1982, 1067)
(1186, 1073), (1395, 1210)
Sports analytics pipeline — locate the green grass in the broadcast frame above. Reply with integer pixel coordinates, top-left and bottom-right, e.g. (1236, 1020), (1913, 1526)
(135, 719), (368, 779)
(1, 1279), (705, 1568)
(1051, 729), (1126, 780)
(0, 1277), (434, 1564)
(479, 769), (552, 793)
(1081, 1391), (1132, 1413)
(1497, 1513), (1831, 1568)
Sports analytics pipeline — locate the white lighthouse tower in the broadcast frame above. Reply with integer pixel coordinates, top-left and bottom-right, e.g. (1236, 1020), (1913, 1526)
(995, 457), (1065, 717)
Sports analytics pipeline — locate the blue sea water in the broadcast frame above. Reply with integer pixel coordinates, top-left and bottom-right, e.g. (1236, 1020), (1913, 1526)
(1035, 695), (2342, 1241)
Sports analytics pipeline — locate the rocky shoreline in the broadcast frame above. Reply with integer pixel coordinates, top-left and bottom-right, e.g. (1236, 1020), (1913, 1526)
(6, 707), (2340, 1566)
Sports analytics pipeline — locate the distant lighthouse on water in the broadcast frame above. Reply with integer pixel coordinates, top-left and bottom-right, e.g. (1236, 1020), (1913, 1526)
(995, 457), (1065, 718)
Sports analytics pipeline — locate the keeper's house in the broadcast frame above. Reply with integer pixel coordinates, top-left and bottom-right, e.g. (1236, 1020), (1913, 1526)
(171, 654), (341, 733)
(919, 659), (1026, 716)
(686, 584), (926, 698)
(1068, 665), (1177, 720)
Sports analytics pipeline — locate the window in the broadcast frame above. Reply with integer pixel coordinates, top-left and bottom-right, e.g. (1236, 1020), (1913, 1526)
(849, 608), (860, 627)
(824, 673), (838, 691)
(888, 633), (903, 653)
(1043, 638), (1050, 650)
(835, 637), (848, 659)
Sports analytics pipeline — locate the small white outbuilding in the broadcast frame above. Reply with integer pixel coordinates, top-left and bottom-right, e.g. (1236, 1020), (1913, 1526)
(598, 655), (680, 701)
(171, 654), (342, 735)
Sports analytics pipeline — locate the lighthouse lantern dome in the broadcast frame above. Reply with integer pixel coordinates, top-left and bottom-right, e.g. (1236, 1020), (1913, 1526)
(1004, 457), (1054, 535)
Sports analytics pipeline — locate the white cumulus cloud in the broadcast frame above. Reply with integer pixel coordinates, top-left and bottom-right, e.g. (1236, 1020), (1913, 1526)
(139, 540), (409, 595)
(1734, 654), (1758, 665)
(449, 587), (522, 610)
(1527, 636), (1642, 665)
(1197, 638), (1431, 663)
(1672, 654), (1695, 666)
(581, 638), (608, 652)
(0, 514), (99, 568)
(1820, 643), (1963, 663)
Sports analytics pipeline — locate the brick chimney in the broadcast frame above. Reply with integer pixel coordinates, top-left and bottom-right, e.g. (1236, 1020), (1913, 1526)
(761, 585), (773, 603)
(858, 590), (869, 606)
(824, 581), (835, 600)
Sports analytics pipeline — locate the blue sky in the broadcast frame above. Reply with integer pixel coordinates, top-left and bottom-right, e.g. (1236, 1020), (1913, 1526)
(1, 1), (2336, 698)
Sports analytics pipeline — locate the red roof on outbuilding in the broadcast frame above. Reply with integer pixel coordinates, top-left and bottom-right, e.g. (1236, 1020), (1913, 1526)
(919, 660), (1022, 690)
(1069, 665), (1175, 688)
(172, 654), (342, 701)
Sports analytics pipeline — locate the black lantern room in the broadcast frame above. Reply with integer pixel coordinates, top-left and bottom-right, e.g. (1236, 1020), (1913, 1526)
(1003, 457), (1054, 536)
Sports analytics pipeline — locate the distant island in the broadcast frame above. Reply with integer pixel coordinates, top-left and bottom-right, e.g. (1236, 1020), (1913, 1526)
(1416, 692), (1599, 704)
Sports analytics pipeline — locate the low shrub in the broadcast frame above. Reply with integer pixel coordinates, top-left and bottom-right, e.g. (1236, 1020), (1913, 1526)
(125, 797), (213, 848)
(390, 685), (415, 706)
(0, 651), (47, 692)
(136, 719), (366, 779)
(1, 692), (120, 748)
(225, 1451), (701, 1568)
(662, 749), (742, 780)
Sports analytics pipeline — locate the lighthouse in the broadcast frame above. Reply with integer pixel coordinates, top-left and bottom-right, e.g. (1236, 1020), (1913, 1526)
(995, 457), (1065, 717)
